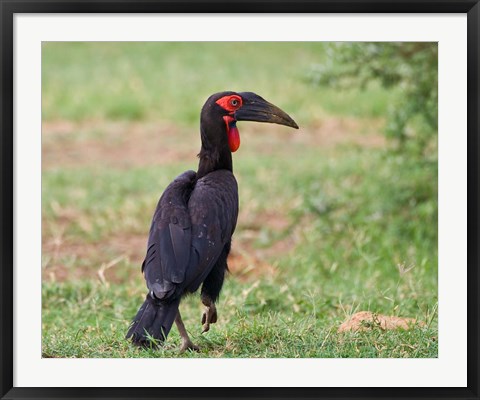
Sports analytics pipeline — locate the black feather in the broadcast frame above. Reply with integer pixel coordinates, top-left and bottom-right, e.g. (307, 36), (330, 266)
(127, 168), (238, 346)
(126, 295), (181, 346)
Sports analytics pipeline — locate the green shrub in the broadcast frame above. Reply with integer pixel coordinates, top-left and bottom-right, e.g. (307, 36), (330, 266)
(308, 43), (438, 157)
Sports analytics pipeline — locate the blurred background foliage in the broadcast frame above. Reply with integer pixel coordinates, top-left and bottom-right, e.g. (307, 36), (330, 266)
(307, 42), (438, 156)
(42, 42), (438, 358)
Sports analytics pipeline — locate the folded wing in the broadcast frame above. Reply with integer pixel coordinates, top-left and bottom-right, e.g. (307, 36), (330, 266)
(141, 169), (238, 302)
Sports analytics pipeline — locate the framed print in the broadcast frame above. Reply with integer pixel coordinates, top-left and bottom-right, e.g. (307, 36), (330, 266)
(1, 1), (479, 399)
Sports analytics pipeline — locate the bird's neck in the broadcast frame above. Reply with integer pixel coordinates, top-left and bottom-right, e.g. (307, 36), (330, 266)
(196, 129), (233, 179)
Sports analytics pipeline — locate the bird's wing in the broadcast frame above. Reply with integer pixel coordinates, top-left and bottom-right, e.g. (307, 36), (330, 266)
(142, 169), (238, 301)
(142, 170), (196, 301)
(183, 169), (239, 292)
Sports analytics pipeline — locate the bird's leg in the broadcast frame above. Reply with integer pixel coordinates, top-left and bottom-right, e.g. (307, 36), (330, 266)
(175, 311), (199, 353)
(201, 294), (218, 333)
(200, 243), (229, 333)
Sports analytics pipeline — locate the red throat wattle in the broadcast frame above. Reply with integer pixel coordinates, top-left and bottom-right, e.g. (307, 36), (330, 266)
(223, 116), (240, 152)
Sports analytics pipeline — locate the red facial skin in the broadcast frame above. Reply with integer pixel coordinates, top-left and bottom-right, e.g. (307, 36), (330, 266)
(215, 95), (243, 152)
(215, 95), (243, 113)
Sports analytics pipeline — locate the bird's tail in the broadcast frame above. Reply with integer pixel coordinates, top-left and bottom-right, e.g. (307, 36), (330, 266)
(126, 295), (180, 347)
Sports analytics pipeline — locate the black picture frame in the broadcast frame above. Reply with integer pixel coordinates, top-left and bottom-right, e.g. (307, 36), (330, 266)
(1, 1), (479, 399)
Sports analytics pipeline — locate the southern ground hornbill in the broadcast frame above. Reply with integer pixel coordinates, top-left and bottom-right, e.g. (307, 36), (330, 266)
(126, 91), (298, 351)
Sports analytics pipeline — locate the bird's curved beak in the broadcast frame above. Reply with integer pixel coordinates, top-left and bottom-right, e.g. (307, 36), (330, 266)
(234, 92), (299, 129)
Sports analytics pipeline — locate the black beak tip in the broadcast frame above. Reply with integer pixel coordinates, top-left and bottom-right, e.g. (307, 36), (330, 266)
(235, 92), (300, 130)
(282, 116), (299, 130)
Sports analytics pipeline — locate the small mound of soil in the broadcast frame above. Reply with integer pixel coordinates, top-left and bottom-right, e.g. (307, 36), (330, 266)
(338, 311), (424, 332)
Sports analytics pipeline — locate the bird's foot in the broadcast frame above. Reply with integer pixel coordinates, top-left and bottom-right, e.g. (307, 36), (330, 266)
(201, 305), (217, 333)
(175, 311), (199, 353)
(179, 340), (199, 353)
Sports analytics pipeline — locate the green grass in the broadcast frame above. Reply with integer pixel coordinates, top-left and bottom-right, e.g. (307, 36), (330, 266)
(43, 279), (437, 358)
(42, 42), (437, 358)
(42, 42), (396, 125)
(42, 148), (437, 358)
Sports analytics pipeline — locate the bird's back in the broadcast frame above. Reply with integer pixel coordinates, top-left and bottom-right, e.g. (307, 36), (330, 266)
(142, 169), (238, 301)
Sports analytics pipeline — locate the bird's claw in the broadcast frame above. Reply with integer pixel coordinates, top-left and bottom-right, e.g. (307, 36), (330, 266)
(179, 340), (199, 353)
(201, 307), (217, 333)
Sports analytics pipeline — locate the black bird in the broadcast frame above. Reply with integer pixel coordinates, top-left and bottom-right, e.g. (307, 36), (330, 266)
(126, 91), (298, 351)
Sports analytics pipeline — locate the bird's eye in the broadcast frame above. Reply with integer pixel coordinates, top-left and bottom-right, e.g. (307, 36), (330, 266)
(215, 95), (242, 112)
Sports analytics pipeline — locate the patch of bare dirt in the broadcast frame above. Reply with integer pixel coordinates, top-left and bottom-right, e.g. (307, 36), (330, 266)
(42, 117), (386, 170)
(42, 232), (147, 284)
(226, 210), (300, 281)
(307, 117), (386, 148)
(338, 311), (425, 332)
(42, 120), (198, 170)
(227, 251), (278, 281)
(241, 116), (386, 154)
(42, 210), (298, 284)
